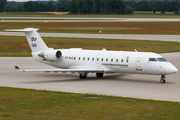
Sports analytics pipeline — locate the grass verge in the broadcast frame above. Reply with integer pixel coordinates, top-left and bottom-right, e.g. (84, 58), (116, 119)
(1, 11), (180, 18)
(0, 36), (180, 57)
(0, 87), (180, 120)
(1, 22), (180, 35)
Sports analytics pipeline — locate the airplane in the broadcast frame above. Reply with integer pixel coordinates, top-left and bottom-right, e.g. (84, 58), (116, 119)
(7, 28), (178, 83)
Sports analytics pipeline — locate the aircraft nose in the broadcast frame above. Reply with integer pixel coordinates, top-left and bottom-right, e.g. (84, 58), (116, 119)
(172, 66), (178, 73)
(165, 64), (178, 74)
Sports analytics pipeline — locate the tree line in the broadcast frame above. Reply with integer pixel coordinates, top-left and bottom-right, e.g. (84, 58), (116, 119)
(1, 0), (133, 14)
(126, 0), (179, 11)
(70, 0), (132, 14)
(0, 0), (7, 12)
(2, 0), (71, 12)
(1, 0), (180, 13)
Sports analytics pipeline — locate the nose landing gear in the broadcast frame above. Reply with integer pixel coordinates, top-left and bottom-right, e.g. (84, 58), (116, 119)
(160, 75), (166, 83)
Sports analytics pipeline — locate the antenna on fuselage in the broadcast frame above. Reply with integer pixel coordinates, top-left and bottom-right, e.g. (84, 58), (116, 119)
(135, 49), (138, 52)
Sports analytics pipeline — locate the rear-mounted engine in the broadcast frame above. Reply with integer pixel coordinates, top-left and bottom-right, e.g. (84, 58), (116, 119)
(38, 50), (62, 61)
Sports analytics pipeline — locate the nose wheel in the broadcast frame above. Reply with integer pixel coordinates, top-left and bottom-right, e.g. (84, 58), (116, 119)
(160, 75), (166, 83)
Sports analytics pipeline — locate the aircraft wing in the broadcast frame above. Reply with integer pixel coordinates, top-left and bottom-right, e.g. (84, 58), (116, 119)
(17, 68), (104, 73)
(13, 62), (104, 73)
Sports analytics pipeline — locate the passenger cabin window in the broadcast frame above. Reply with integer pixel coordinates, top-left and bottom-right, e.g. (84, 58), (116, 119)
(97, 58), (99, 61)
(92, 58), (94, 61)
(79, 57), (80, 60)
(126, 59), (128, 62)
(87, 57), (89, 61)
(106, 58), (108, 62)
(111, 59), (113, 62)
(116, 59), (118, 62)
(149, 58), (157, 61)
(121, 59), (123, 62)
(83, 57), (85, 60)
(157, 58), (167, 62)
(101, 58), (103, 61)
(74, 57), (76, 60)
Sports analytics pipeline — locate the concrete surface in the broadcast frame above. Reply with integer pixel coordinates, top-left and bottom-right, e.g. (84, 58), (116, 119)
(1, 32), (180, 42)
(0, 52), (180, 102)
(1, 17), (180, 22)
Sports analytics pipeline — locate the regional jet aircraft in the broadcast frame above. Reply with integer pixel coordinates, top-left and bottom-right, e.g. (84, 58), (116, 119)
(8, 28), (178, 83)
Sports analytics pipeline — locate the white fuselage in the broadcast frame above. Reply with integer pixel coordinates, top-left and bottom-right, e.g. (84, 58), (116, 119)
(32, 48), (178, 75)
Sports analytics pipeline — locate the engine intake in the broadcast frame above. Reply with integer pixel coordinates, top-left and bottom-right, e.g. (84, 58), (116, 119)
(38, 50), (62, 61)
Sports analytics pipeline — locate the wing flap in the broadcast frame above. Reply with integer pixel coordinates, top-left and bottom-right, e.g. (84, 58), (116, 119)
(20, 69), (104, 73)
(13, 61), (105, 73)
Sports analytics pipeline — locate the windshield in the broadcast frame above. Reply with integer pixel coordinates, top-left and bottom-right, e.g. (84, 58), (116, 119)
(149, 58), (157, 61)
(157, 58), (167, 62)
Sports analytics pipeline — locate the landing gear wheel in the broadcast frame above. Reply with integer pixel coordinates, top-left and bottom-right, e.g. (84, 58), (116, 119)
(161, 79), (166, 83)
(160, 75), (166, 83)
(96, 73), (104, 78)
(79, 74), (87, 79)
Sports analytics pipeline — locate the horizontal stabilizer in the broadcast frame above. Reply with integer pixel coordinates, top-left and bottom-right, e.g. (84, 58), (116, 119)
(5, 28), (39, 32)
(5, 28), (49, 52)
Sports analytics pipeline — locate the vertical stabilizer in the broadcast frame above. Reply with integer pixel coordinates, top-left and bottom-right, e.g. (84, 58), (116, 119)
(6, 28), (49, 52)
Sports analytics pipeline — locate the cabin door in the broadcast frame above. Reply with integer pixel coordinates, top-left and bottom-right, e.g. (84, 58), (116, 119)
(136, 58), (142, 70)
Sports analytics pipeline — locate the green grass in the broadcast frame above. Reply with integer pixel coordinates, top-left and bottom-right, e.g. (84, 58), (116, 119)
(2, 22), (180, 35)
(0, 36), (180, 57)
(0, 12), (55, 15)
(133, 11), (175, 15)
(1, 11), (180, 18)
(0, 87), (180, 120)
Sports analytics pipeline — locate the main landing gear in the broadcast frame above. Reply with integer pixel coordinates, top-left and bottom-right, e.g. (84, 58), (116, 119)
(160, 75), (166, 83)
(79, 73), (104, 79)
(96, 73), (104, 78)
(79, 73), (87, 79)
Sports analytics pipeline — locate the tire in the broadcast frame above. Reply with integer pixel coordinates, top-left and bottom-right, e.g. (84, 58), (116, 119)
(96, 73), (104, 78)
(161, 79), (166, 83)
(79, 74), (87, 79)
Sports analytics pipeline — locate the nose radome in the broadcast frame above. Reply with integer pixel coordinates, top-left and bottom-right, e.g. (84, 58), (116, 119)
(172, 66), (178, 73)
(166, 64), (178, 74)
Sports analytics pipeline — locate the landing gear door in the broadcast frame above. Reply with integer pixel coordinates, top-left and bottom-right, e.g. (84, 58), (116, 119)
(136, 58), (142, 70)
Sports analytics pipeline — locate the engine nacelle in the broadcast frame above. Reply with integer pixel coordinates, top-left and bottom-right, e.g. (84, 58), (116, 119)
(38, 50), (62, 61)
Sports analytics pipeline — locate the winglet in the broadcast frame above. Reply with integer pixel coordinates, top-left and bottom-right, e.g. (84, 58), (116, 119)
(12, 61), (20, 70)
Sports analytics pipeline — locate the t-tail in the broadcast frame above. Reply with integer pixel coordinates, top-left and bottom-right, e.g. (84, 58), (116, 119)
(6, 28), (62, 61)
(6, 28), (49, 52)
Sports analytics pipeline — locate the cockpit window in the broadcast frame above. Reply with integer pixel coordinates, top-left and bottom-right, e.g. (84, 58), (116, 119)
(149, 58), (157, 61)
(157, 58), (167, 62)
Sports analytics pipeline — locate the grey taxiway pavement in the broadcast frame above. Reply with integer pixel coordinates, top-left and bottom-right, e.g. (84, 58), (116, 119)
(0, 52), (180, 102)
(1, 32), (180, 42)
(1, 17), (180, 22)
